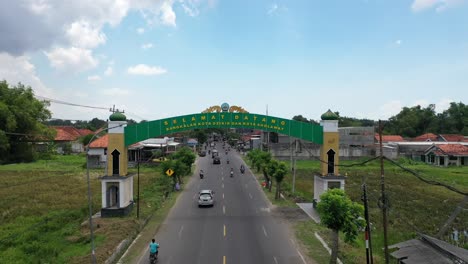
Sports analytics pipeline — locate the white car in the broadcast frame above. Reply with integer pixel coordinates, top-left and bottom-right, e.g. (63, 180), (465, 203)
(198, 190), (215, 207)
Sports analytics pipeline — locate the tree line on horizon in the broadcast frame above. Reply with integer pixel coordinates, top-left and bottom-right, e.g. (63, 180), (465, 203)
(293, 102), (468, 138)
(1, 81), (467, 163)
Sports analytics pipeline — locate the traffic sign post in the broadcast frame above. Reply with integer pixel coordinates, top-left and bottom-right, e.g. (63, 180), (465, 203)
(166, 169), (174, 177)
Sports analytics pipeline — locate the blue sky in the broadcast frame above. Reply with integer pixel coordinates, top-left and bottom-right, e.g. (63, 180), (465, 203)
(1, 0), (467, 122)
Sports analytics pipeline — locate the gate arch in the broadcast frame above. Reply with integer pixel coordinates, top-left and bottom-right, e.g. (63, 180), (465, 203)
(124, 112), (323, 146)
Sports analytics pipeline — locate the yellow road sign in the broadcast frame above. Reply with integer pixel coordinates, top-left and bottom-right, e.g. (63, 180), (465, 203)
(166, 169), (174, 176)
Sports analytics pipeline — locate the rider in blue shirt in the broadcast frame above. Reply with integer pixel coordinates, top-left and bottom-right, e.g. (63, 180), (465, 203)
(149, 239), (159, 257)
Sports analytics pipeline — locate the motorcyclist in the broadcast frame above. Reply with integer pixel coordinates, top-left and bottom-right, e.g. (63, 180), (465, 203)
(199, 169), (204, 179)
(227, 159), (230, 164)
(240, 165), (245, 174)
(230, 168), (234, 177)
(149, 239), (160, 263)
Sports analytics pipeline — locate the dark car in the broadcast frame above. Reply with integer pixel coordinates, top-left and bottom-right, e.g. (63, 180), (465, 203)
(198, 150), (206, 157)
(213, 156), (221, 164)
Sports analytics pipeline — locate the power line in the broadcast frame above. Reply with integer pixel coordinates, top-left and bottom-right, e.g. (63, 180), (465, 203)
(384, 157), (468, 196)
(35, 95), (109, 110)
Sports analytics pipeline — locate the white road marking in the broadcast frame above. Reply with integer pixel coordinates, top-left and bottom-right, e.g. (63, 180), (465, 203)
(273, 256), (278, 264)
(262, 225), (268, 237)
(223, 193), (225, 199)
(167, 256), (173, 264)
(222, 183), (224, 189)
(297, 249), (307, 264)
(178, 225), (184, 238)
(314, 232), (343, 264)
(249, 193), (253, 199)
(223, 205), (225, 214)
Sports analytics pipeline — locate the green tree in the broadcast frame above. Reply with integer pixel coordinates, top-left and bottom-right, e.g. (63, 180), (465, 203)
(160, 159), (189, 186)
(81, 134), (95, 146)
(246, 149), (273, 191)
(172, 147), (196, 172)
(442, 102), (468, 134)
(317, 189), (365, 264)
(267, 160), (287, 199)
(190, 129), (208, 145)
(0, 81), (53, 163)
(292, 115), (318, 124)
(384, 105), (437, 137)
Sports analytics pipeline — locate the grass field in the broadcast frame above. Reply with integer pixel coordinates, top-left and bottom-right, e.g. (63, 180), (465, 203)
(0, 155), (178, 263)
(269, 157), (468, 263)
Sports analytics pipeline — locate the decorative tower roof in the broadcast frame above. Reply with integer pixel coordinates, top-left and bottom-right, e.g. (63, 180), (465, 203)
(321, 109), (339, 120)
(109, 111), (127, 121)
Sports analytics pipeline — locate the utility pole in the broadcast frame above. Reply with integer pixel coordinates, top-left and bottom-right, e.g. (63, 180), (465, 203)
(292, 140), (297, 194)
(362, 183), (374, 264)
(137, 158), (140, 219)
(378, 120), (390, 264)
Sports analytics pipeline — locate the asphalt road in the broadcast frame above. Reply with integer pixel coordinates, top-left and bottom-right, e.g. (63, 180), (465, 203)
(137, 143), (307, 264)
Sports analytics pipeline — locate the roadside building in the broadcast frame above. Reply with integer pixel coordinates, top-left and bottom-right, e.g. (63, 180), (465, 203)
(390, 234), (468, 263)
(128, 137), (180, 162)
(424, 144), (468, 166)
(52, 126), (94, 154)
(87, 134), (108, 167)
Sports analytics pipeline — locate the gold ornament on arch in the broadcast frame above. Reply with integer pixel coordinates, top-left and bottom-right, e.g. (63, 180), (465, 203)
(202, 105), (248, 113)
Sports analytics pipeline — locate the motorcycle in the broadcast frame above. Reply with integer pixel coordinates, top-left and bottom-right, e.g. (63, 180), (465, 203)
(230, 170), (234, 178)
(227, 159), (230, 164)
(200, 172), (204, 179)
(240, 167), (245, 174)
(150, 252), (158, 264)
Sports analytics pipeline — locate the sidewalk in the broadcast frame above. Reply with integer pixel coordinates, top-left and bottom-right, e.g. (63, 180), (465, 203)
(297, 203), (321, 223)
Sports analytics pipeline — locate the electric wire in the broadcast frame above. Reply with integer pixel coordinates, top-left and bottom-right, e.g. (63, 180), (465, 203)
(35, 95), (109, 110)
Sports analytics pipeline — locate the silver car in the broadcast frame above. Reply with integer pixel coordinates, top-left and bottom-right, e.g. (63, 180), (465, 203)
(198, 190), (215, 207)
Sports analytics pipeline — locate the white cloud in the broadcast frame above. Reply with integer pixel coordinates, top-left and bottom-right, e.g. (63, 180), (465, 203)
(137, 27), (145, 34)
(160, 2), (176, 26)
(436, 98), (453, 112)
(127, 64), (167, 75)
(0, 52), (53, 96)
(27, 0), (51, 15)
(141, 43), (154, 50)
(379, 100), (403, 119)
(411, 0), (466, 12)
(180, 0), (200, 17)
(411, 99), (429, 107)
(1, 0), (181, 56)
(87, 75), (101, 81)
(66, 20), (106, 49)
(395, 39), (402, 46)
(104, 66), (113, 76)
(100, 88), (130, 96)
(45, 47), (99, 72)
(268, 3), (278, 15)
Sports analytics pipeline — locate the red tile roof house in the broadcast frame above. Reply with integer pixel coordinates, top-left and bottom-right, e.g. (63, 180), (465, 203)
(52, 126), (94, 154)
(413, 133), (438, 142)
(374, 134), (405, 143)
(87, 134), (108, 168)
(424, 144), (468, 166)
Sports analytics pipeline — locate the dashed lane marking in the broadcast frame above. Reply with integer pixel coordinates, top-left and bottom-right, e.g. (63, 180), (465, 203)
(262, 225), (268, 237)
(178, 225), (184, 238)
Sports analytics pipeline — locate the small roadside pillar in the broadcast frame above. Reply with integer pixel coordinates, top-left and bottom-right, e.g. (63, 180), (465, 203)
(314, 110), (346, 203)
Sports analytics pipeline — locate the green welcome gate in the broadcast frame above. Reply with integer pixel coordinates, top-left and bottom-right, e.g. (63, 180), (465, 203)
(124, 112), (323, 146)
